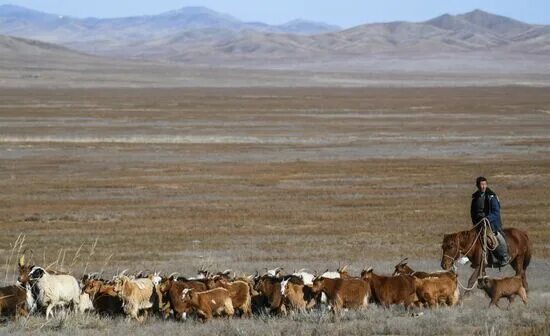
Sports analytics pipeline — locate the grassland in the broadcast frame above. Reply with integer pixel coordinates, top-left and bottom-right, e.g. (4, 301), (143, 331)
(0, 87), (549, 334)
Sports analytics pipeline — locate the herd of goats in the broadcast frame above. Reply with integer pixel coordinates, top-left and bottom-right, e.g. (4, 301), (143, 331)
(0, 254), (529, 322)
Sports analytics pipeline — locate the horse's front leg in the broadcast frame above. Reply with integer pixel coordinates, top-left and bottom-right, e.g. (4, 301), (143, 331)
(465, 266), (481, 295)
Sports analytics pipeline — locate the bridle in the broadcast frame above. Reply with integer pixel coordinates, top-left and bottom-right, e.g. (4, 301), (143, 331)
(443, 218), (493, 291)
(442, 234), (461, 264)
(442, 227), (482, 265)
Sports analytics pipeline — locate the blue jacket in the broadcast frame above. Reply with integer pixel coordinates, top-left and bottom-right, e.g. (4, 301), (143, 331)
(470, 188), (502, 232)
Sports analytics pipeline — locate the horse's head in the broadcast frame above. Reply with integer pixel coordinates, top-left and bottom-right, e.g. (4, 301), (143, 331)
(440, 233), (460, 270)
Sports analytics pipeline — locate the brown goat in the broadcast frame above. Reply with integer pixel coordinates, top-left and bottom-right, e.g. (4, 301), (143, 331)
(213, 270), (234, 281)
(157, 276), (208, 320)
(0, 285), (28, 319)
(207, 277), (252, 317)
(414, 276), (459, 308)
(253, 275), (286, 315)
(477, 276), (528, 309)
(17, 255), (65, 286)
(112, 275), (156, 322)
(311, 277), (370, 312)
(235, 274), (260, 299)
(361, 268), (418, 308)
(392, 259), (456, 280)
(280, 276), (317, 312)
(234, 273), (268, 314)
(337, 265), (353, 279)
(180, 288), (234, 322)
(82, 279), (123, 316)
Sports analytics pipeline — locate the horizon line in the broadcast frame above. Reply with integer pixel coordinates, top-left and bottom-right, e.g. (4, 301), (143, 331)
(0, 3), (547, 29)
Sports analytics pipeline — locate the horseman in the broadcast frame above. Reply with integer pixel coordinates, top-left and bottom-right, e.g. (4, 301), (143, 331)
(470, 176), (510, 266)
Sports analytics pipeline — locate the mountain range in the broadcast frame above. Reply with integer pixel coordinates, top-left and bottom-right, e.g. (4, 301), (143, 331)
(0, 4), (340, 42)
(1, 4), (549, 65)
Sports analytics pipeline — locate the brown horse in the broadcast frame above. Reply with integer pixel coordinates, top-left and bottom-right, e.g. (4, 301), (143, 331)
(440, 227), (531, 292)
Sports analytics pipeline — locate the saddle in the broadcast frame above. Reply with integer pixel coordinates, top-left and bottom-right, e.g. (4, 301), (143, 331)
(485, 230), (510, 267)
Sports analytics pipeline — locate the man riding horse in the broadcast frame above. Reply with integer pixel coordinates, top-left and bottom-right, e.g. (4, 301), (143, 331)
(470, 176), (510, 267)
(440, 177), (531, 291)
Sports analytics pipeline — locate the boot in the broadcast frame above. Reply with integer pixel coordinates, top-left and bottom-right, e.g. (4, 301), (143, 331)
(493, 231), (511, 267)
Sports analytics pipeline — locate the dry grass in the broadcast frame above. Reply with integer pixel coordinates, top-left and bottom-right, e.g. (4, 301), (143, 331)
(1, 285), (549, 336)
(0, 87), (549, 334)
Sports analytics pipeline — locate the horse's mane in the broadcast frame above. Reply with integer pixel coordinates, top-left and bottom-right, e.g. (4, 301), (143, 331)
(443, 228), (477, 247)
(459, 227), (477, 239)
(445, 227), (474, 238)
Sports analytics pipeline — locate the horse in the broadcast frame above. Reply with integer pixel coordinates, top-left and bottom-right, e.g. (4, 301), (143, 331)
(440, 226), (531, 292)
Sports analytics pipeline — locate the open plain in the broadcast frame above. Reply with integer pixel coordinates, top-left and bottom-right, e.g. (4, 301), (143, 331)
(0, 87), (549, 335)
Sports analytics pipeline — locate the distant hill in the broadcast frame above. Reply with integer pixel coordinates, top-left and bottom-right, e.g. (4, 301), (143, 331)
(277, 19), (341, 35)
(2, 32), (550, 88)
(0, 4), (341, 44)
(63, 9), (549, 64)
(0, 34), (84, 58)
(1, 5), (549, 67)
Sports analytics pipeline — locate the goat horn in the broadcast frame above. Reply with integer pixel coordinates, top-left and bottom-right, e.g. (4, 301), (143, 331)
(397, 257), (408, 266)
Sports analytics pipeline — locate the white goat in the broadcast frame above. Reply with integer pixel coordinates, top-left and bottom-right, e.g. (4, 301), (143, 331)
(27, 267), (80, 319)
(149, 272), (162, 286)
(320, 271), (341, 279)
(266, 267), (284, 277)
(293, 269), (315, 286)
(78, 293), (95, 313)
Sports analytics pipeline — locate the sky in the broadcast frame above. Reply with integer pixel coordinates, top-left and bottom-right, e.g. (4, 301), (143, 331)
(1, 0), (548, 27)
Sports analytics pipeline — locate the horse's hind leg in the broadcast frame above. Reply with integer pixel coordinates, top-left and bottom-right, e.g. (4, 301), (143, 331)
(511, 255), (522, 276)
(511, 255), (528, 291)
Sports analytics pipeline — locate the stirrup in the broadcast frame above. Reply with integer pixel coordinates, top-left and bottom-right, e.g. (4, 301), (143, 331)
(495, 256), (511, 267)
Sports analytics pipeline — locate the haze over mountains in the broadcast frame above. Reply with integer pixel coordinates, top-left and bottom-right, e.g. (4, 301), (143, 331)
(1, 4), (550, 64)
(1, 4), (549, 87)
(0, 4), (340, 42)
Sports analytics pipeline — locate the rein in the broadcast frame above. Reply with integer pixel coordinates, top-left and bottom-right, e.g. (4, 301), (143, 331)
(443, 225), (482, 263)
(446, 218), (493, 291)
